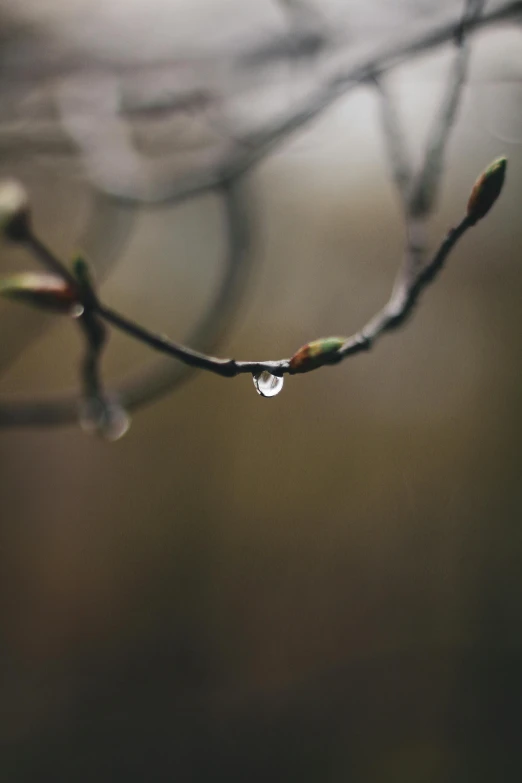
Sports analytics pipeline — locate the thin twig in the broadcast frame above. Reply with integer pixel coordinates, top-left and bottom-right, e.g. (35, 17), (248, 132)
(18, 213), (473, 379)
(374, 76), (414, 205)
(339, 215), (472, 356)
(0, 180), (254, 426)
(409, 25), (472, 214)
(78, 312), (106, 398)
(21, 233), (78, 289)
(455, 0), (487, 44)
(375, 0), (480, 322)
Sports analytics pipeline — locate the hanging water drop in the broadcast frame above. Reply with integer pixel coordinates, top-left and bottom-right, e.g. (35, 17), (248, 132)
(100, 402), (131, 442)
(253, 370), (284, 398)
(70, 303), (85, 319)
(79, 396), (131, 441)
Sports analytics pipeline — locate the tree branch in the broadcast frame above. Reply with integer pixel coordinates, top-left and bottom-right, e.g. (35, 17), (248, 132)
(0, 1), (512, 429)
(0, 180), (254, 426)
(10, 210), (476, 382)
(374, 76), (414, 205)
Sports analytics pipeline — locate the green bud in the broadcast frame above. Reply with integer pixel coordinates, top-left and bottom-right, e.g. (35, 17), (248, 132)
(467, 157), (507, 224)
(289, 336), (346, 372)
(0, 273), (82, 315)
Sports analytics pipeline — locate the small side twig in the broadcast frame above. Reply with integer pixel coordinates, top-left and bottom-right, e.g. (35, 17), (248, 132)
(374, 75), (413, 204)
(374, 0), (482, 336)
(0, 179), (254, 426)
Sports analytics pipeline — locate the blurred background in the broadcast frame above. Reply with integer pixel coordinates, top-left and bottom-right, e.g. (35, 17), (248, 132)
(0, 1), (522, 781)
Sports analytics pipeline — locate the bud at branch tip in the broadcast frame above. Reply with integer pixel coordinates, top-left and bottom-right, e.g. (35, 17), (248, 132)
(467, 156), (507, 225)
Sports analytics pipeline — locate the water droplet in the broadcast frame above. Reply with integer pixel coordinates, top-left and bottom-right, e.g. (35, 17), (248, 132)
(101, 403), (131, 442)
(253, 370), (284, 398)
(79, 396), (131, 441)
(70, 303), (85, 319)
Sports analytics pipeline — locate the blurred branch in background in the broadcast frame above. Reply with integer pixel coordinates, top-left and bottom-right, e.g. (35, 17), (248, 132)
(0, 0), (517, 433)
(52, 0), (522, 203)
(0, 1), (519, 200)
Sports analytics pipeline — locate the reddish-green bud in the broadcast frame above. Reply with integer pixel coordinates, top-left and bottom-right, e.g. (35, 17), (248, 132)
(467, 157), (507, 224)
(0, 273), (82, 315)
(289, 336), (346, 372)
